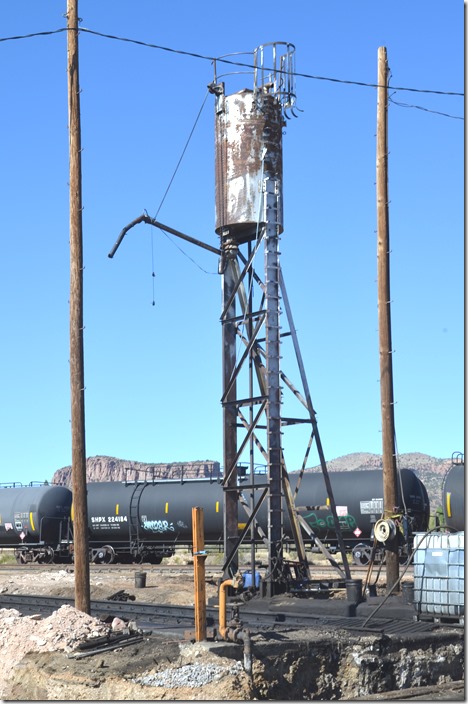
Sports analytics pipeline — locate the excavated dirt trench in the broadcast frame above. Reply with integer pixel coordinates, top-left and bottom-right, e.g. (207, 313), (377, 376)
(247, 628), (464, 700)
(2, 618), (464, 700)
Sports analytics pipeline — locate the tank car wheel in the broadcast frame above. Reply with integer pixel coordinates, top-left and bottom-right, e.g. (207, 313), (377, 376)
(352, 543), (373, 566)
(94, 545), (116, 564)
(40, 547), (55, 564)
(15, 551), (28, 565)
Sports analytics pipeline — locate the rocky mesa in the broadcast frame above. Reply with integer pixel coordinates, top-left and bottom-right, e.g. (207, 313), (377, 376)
(51, 452), (459, 510)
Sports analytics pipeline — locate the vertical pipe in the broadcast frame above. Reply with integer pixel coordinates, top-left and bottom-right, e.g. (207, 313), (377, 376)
(264, 180), (283, 594)
(192, 507), (207, 641)
(67, 0), (90, 614)
(376, 46), (399, 594)
(222, 240), (239, 577)
(247, 241), (257, 589)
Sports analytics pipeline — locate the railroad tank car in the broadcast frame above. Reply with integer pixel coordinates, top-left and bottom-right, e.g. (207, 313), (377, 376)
(85, 468), (429, 564)
(442, 458), (465, 531)
(290, 468), (430, 564)
(85, 478), (226, 563)
(0, 484), (73, 563)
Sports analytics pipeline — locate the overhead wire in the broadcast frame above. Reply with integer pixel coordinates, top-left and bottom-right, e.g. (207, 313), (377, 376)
(0, 26), (463, 98)
(147, 88), (214, 304)
(389, 93), (463, 120)
(150, 89), (210, 223)
(1, 24), (461, 294)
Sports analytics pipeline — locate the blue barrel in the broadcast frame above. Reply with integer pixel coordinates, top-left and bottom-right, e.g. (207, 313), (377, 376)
(242, 570), (261, 589)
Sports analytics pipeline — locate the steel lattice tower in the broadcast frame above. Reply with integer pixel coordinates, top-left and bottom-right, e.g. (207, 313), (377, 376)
(211, 44), (350, 595)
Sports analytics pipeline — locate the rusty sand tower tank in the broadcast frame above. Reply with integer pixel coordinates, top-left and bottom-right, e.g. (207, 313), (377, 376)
(213, 43), (297, 245)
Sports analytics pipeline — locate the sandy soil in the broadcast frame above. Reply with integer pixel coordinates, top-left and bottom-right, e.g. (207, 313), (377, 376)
(0, 565), (253, 700)
(0, 558), (407, 700)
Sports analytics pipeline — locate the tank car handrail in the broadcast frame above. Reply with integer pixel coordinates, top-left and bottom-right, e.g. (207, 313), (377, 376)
(120, 477), (224, 487)
(0, 481), (61, 488)
(122, 463), (223, 485)
(441, 452), (465, 489)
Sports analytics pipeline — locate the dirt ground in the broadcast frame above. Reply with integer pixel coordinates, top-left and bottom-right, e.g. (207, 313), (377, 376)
(0, 563), (220, 604)
(0, 557), (418, 701)
(0, 563), (254, 700)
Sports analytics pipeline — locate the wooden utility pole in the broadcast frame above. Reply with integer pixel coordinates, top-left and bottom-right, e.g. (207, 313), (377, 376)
(376, 46), (399, 594)
(67, 0), (90, 613)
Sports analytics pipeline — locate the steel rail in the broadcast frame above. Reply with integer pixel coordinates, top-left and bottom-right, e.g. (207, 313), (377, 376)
(0, 593), (439, 637)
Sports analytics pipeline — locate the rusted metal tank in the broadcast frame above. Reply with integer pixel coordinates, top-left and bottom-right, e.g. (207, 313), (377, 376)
(214, 88), (284, 244)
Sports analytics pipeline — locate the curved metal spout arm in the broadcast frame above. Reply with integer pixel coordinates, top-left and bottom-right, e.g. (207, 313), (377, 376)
(108, 213), (221, 258)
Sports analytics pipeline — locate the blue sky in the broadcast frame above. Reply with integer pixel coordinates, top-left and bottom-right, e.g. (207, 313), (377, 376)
(0, 1), (463, 485)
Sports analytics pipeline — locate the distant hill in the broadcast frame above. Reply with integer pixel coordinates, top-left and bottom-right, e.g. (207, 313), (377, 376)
(52, 456), (221, 486)
(52, 452), (458, 511)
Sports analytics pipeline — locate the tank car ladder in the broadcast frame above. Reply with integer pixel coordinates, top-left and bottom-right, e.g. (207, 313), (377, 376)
(128, 482), (146, 557)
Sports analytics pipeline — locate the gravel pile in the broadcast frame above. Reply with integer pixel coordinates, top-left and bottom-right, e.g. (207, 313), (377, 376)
(135, 661), (244, 688)
(0, 604), (109, 697)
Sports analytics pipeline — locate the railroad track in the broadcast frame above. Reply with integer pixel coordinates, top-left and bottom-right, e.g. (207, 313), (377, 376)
(0, 591), (439, 638)
(0, 561), (411, 577)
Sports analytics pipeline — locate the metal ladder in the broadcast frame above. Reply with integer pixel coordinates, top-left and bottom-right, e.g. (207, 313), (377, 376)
(128, 482), (146, 554)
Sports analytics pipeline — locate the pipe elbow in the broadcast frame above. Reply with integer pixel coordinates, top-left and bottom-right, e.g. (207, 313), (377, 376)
(219, 577), (240, 640)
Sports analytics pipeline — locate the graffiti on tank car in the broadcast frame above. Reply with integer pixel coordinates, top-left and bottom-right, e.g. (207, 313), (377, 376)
(304, 511), (357, 532)
(304, 512), (327, 529)
(176, 521), (188, 529)
(142, 519), (175, 533)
